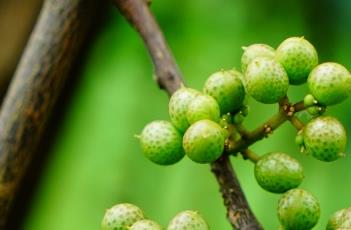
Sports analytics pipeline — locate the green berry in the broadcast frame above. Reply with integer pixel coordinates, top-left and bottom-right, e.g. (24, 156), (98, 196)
(233, 112), (245, 124)
(295, 132), (304, 146)
(167, 210), (209, 230)
(303, 116), (346, 162)
(186, 94), (220, 125)
(303, 94), (318, 107)
(255, 152), (304, 193)
(219, 113), (232, 128)
(306, 105), (325, 117)
(169, 87), (201, 133)
(276, 37), (318, 85)
(278, 188), (320, 230)
(245, 57), (289, 104)
(307, 62), (351, 105)
(183, 120), (225, 163)
(203, 69), (245, 114)
(241, 44), (275, 74)
(139, 121), (184, 165)
(130, 219), (163, 230)
(101, 203), (144, 230)
(327, 207), (351, 230)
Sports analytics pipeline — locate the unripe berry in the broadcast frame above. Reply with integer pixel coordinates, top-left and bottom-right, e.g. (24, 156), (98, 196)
(327, 207), (351, 230)
(169, 87), (201, 133)
(278, 188), (320, 230)
(255, 152), (304, 193)
(167, 210), (209, 230)
(307, 62), (351, 105)
(306, 105), (325, 117)
(241, 44), (275, 74)
(186, 94), (220, 125)
(303, 94), (318, 107)
(130, 219), (163, 230)
(276, 37), (318, 85)
(101, 203), (144, 230)
(245, 57), (289, 104)
(183, 120), (225, 163)
(139, 121), (184, 165)
(203, 69), (245, 114)
(303, 116), (346, 162)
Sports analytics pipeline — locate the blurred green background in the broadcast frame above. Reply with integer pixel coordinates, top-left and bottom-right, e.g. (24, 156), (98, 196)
(17, 0), (351, 229)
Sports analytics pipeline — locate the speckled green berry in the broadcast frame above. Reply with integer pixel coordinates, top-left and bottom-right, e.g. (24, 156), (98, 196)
(169, 87), (201, 133)
(303, 116), (346, 162)
(245, 57), (289, 104)
(241, 44), (275, 74)
(183, 120), (225, 163)
(130, 219), (163, 230)
(327, 207), (351, 230)
(101, 203), (144, 230)
(255, 152), (304, 193)
(278, 188), (320, 230)
(186, 94), (220, 125)
(276, 37), (318, 85)
(203, 69), (245, 114)
(167, 210), (209, 230)
(139, 121), (184, 165)
(307, 62), (351, 105)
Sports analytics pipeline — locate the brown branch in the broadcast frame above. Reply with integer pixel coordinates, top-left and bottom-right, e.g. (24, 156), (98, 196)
(114, 0), (183, 96)
(0, 0), (97, 227)
(113, 0), (262, 229)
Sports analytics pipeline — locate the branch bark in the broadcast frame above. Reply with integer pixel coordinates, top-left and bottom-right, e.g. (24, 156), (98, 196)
(0, 0), (97, 227)
(113, 0), (262, 229)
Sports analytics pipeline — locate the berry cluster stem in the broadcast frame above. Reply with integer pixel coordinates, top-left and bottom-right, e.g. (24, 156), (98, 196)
(113, 0), (262, 229)
(226, 96), (306, 156)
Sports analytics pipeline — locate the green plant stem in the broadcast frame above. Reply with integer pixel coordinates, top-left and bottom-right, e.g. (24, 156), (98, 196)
(288, 116), (305, 131)
(241, 149), (260, 163)
(226, 109), (288, 154)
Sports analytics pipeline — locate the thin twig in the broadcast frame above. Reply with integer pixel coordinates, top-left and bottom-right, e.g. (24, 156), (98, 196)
(241, 149), (260, 163)
(288, 116), (305, 131)
(113, 0), (262, 229)
(293, 100), (305, 112)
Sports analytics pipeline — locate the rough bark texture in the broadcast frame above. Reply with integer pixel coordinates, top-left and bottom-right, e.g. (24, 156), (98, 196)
(113, 0), (263, 229)
(0, 0), (96, 227)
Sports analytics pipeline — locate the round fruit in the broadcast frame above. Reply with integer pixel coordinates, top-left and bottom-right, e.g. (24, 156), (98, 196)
(101, 203), (144, 230)
(186, 94), (220, 125)
(167, 210), (209, 230)
(241, 43), (275, 74)
(130, 219), (163, 230)
(303, 94), (318, 107)
(303, 116), (346, 162)
(255, 152), (304, 193)
(327, 207), (351, 230)
(307, 62), (351, 105)
(183, 120), (225, 163)
(203, 69), (245, 114)
(276, 37), (318, 85)
(139, 121), (184, 165)
(278, 188), (320, 230)
(169, 87), (201, 133)
(245, 57), (289, 104)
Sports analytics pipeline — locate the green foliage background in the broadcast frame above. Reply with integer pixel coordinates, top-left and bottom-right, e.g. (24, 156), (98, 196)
(24, 1), (351, 229)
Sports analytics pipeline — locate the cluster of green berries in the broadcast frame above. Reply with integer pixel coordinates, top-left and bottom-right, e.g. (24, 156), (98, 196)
(137, 36), (351, 229)
(138, 69), (246, 165)
(101, 203), (209, 230)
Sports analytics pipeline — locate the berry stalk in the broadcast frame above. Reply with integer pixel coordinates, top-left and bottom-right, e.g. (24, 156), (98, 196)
(113, 0), (263, 229)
